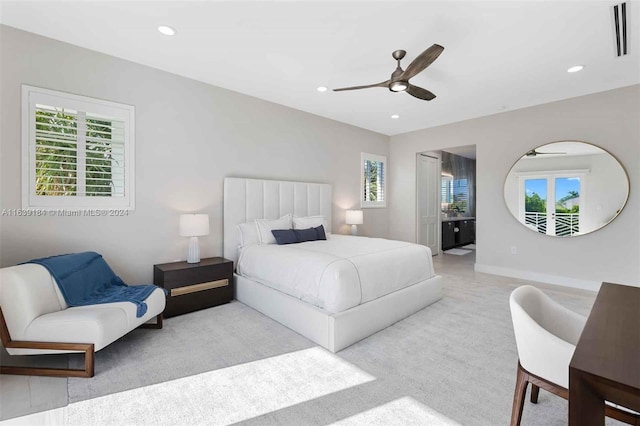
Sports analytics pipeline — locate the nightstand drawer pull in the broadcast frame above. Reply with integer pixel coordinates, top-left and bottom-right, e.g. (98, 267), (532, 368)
(170, 279), (229, 297)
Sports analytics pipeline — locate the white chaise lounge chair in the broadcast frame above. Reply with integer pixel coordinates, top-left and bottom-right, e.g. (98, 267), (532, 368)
(0, 263), (166, 378)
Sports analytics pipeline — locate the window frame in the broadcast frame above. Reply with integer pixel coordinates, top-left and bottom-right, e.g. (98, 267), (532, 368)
(21, 85), (135, 210)
(361, 152), (387, 209)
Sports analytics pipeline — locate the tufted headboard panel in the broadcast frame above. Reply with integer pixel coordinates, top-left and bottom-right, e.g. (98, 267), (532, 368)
(223, 177), (333, 265)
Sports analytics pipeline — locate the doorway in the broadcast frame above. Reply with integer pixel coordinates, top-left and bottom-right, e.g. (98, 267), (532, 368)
(416, 145), (477, 256)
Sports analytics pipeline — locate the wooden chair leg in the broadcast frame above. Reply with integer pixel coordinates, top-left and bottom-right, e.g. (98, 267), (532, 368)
(139, 314), (163, 329)
(511, 362), (529, 426)
(530, 384), (540, 403)
(0, 307), (94, 378)
(1, 342), (94, 378)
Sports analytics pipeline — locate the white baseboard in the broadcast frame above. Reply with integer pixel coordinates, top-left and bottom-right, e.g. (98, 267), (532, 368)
(474, 263), (601, 292)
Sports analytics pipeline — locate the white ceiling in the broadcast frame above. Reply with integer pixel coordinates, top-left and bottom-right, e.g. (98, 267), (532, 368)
(1, 1), (638, 136)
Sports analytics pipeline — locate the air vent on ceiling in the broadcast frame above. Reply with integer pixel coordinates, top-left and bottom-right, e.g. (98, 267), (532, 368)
(612, 2), (628, 56)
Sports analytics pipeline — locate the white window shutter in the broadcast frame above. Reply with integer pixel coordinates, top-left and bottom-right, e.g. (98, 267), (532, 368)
(22, 85), (135, 209)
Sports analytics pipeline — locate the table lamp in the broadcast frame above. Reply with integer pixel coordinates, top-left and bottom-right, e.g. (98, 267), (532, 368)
(179, 214), (210, 263)
(345, 210), (363, 236)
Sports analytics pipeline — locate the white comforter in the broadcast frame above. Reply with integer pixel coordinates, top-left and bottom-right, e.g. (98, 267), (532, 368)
(237, 235), (435, 313)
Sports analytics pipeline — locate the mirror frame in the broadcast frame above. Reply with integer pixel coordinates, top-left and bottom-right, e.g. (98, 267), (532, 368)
(503, 140), (630, 237)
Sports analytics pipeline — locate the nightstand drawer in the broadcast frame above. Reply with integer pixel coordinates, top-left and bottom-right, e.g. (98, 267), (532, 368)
(153, 257), (234, 318)
(170, 279), (229, 296)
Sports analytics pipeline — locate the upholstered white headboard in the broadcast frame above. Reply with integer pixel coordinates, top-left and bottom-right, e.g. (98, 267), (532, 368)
(223, 177), (333, 265)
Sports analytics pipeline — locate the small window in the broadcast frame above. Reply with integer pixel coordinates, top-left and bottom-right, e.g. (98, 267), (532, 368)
(441, 174), (469, 214)
(361, 153), (386, 208)
(22, 86), (135, 209)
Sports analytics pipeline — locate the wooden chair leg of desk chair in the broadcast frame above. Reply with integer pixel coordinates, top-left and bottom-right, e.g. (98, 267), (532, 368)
(510, 363), (529, 426)
(510, 358), (639, 426)
(530, 384), (540, 403)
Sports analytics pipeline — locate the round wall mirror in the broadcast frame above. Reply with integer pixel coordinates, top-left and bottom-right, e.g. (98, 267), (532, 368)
(504, 141), (629, 237)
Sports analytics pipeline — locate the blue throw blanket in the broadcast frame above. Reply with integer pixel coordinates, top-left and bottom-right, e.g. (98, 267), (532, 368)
(27, 252), (160, 318)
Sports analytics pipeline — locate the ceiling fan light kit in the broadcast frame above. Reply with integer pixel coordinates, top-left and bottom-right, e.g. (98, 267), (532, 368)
(333, 44), (444, 101)
(390, 81), (408, 92)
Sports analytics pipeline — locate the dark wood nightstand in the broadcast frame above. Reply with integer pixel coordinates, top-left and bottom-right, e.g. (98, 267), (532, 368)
(153, 257), (233, 318)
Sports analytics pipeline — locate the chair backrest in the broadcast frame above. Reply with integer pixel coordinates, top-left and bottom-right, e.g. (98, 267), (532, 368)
(510, 285), (586, 388)
(511, 285), (585, 345)
(0, 264), (67, 340)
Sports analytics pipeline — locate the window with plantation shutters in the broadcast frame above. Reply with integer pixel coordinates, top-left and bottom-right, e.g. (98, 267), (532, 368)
(361, 152), (386, 208)
(22, 86), (134, 209)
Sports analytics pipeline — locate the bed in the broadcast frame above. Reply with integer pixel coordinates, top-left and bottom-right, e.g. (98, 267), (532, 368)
(223, 177), (442, 352)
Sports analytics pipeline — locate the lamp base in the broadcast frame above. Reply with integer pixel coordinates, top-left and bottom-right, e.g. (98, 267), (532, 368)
(351, 224), (358, 236)
(186, 236), (200, 263)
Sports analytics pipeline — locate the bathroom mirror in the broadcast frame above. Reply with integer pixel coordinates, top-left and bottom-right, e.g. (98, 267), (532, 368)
(503, 141), (629, 237)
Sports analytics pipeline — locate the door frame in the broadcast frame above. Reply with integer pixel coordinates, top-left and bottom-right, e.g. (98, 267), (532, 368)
(416, 152), (442, 255)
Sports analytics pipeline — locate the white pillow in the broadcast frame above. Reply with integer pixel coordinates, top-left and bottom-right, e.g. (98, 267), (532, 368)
(237, 221), (260, 249)
(293, 215), (328, 231)
(256, 214), (293, 245)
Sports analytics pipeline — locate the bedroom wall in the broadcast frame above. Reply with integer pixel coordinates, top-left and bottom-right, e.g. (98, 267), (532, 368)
(0, 25), (389, 283)
(389, 85), (640, 290)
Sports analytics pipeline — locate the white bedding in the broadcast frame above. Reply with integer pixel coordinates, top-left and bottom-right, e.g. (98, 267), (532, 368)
(237, 235), (435, 313)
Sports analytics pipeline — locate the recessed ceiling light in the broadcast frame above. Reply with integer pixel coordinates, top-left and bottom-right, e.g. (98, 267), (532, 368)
(391, 114), (400, 119)
(317, 86), (328, 92)
(158, 25), (176, 36)
(567, 65), (584, 73)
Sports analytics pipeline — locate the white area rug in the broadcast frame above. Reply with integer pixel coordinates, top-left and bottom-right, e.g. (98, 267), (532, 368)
(461, 244), (476, 249)
(67, 348), (373, 426)
(443, 248), (472, 255)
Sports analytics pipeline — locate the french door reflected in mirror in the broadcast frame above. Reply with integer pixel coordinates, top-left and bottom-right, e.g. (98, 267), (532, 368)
(520, 174), (583, 237)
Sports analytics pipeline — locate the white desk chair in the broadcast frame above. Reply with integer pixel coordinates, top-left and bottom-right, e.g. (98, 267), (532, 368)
(509, 285), (639, 425)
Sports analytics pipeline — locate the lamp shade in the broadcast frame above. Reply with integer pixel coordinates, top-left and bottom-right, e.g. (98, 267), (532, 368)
(345, 210), (363, 225)
(179, 214), (210, 237)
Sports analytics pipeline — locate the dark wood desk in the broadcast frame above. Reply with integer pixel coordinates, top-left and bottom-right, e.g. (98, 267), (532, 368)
(569, 282), (640, 425)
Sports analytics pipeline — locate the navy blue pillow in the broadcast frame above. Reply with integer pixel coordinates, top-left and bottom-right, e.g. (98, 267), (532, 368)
(314, 225), (327, 240)
(271, 229), (298, 245)
(294, 227), (318, 242)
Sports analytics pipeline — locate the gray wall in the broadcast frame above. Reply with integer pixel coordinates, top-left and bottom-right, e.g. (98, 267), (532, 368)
(0, 26), (389, 283)
(389, 85), (639, 290)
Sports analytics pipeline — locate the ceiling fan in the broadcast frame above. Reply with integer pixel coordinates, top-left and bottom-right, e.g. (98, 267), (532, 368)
(333, 44), (444, 101)
(525, 149), (567, 157)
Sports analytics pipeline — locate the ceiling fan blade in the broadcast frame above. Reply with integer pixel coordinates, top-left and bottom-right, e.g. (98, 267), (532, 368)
(400, 44), (444, 80)
(406, 84), (436, 101)
(526, 150), (567, 156)
(333, 80), (390, 91)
